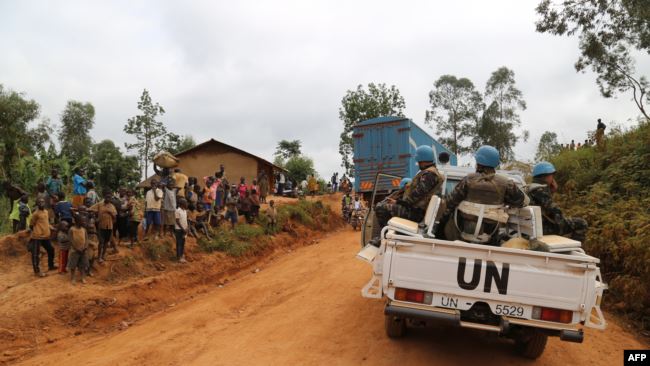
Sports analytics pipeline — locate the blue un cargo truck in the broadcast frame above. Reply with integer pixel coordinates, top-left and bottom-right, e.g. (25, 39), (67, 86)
(352, 116), (457, 199)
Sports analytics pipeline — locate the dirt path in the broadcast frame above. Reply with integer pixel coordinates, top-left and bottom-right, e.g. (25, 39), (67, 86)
(17, 227), (646, 366)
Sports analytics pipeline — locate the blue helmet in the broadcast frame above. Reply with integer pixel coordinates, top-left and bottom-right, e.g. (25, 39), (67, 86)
(415, 145), (435, 163)
(532, 161), (556, 177)
(399, 178), (412, 189)
(475, 145), (500, 168)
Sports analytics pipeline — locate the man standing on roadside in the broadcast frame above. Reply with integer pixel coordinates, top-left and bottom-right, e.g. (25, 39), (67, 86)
(144, 180), (163, 240)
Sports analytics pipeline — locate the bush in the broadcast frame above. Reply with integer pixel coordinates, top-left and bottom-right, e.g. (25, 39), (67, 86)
(142, 239), (172, 261)
(550, 120), (650, 323)
(199, 224), (267, 257)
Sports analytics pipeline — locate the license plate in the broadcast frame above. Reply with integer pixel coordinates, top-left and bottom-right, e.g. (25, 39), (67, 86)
(434, 294), (532, 319)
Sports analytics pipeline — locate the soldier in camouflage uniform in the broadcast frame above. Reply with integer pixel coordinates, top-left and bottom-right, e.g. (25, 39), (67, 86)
(369, 146), (443, 246)
(528, 162), (588, 242)
(443, 145), (528, 245)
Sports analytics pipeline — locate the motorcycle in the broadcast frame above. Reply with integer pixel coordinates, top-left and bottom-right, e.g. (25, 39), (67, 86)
(350, 208), (365, 231)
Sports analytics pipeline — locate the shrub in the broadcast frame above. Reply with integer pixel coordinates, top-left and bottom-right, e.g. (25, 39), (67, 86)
(142, 239), (172, 261)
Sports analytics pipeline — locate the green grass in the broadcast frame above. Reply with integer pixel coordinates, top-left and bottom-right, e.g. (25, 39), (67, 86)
(142, 239), (173, 261)
(199, 223), (267, 257)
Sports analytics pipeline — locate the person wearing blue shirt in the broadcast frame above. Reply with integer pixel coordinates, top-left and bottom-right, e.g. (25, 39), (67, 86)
(72, 168), (87, 207)
(54, 191), (74, 225)
(45, 168), (64, 208)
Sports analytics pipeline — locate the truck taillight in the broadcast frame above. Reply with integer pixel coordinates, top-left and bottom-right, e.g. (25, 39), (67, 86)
(532, 306), (572, 323)
(394, 288), (433, 305)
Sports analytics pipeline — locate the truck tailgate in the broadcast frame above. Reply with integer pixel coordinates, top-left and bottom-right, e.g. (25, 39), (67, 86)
(385, 235), (600, 311)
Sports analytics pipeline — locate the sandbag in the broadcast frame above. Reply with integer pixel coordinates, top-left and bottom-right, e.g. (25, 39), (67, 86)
(153, 151), (180, 168)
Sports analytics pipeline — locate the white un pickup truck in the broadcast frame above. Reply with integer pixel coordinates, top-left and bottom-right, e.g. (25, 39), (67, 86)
(357, 169), (607, 359)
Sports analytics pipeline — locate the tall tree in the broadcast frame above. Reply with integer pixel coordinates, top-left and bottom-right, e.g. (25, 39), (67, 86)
(92, 140), (141, 191)
(275, 139), (302, 160)
(535, 131), (562, 162)
(0, 84), (41, 180)
(426, 75), (483, 155)
(124, 89), (167, 179)
(472, 67), (529, 161)
(536, 0), (650, 119)
(339, 83), (406, 174)
(59, 100), (95, 163)
(156, 133), (196, 155)
(284, 155), (315, 184)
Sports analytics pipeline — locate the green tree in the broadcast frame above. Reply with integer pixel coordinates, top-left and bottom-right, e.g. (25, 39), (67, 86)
(472, 67), (528, 161)
(275, 139), (302, 160)
(59, 100), (95, 163)
(124, 89), (168, 179)
(285, 155), (315, 184)
(426, 75), (483, 155)
(339, 83), (406, 174)
(0, 84), (41, 180)
(536, 0), (650, 119)
(92, 140), (141, 191)
(157, 133), (196, 155)
(535, 131), (562, 162)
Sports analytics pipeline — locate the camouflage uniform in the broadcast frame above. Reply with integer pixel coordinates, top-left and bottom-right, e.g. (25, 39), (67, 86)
(372, 165), (443, 241)
(527, 179), (588, 242)
(443, 171), (527, 244)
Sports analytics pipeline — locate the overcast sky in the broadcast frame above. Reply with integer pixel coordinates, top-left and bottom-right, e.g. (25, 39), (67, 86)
(1, 0), (647, 177)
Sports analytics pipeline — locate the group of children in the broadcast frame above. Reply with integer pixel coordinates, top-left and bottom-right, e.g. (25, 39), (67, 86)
(12, 166), (283, 280)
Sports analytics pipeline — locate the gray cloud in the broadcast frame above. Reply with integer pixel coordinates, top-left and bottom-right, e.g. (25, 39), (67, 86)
(1, 0), (647, 178)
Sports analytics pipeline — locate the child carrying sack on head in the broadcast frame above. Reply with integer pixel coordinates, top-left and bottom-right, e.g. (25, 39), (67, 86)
(56, 221), (71, 274)
(68, 217), (89, 284)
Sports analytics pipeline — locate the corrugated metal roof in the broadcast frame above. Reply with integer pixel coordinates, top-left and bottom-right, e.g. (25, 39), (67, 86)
(356, 116), (408, 126)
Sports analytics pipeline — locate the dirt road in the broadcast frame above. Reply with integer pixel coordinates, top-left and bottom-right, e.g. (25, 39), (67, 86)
(19, 227), (646, 366)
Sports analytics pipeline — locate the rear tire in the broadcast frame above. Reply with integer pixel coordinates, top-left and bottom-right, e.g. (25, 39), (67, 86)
(515, 331), (548, 359)
(384, 314), (406, 338)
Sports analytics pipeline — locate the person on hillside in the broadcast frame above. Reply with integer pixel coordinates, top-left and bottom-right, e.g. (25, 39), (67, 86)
(56, 221), (71, 275)
(569, 140), (575, 151)
(265, 200), (278, 233)
(308, 175), (318, 197)
(442, 146), (528, 245)
(10, 194), (30, 233)
(331, 173), (338, 192)
(238, 177), (248, 199)
(85, 214), (98, 277)
(45, 169), (64, 208)
(240, 190), (253, 224)
(215, 164), (225, 179)
(84, 181), (100, 207)
(116, 188), (130, 245)
(250, 189), (261, 222)
(144, 180), (163, 240)
(172, 168), (188, 197)
(596, 118), (607, 149)
(162, 180), (177, 237)
(92, 190), (117, 263)
(68, 215), (89, 284)
(174, 198), (189, 263)
(224, 188), (239, 228)
(194, 203), (211, 238)
(528, 162), (588, 242)
(202, 176), (216, 212)
(277, 173), (286, 195)
(258, 171), (269, 203)
(72, 168), (88, 208)
(371, 146), (444, 247)
(54, 191), (74, 226)
(214, 176), (225, 213)
(127, 189), (141, 248)
(28, 197), (56, 277)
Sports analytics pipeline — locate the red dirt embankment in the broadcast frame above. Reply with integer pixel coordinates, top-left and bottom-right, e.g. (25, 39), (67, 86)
(0, 195), (343, 364)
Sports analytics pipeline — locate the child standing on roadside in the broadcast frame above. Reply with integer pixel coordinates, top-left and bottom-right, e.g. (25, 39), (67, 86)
(54, 191), (74, 226)
(56, 221), (71, 274)
(265, 200), (278, 234)
(29, 198), (57, 277)
(174, 198), (188, 263)
(85, 182), (100, 207)
(127, 189), (141, 248)
(68, 216), (89, 284)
